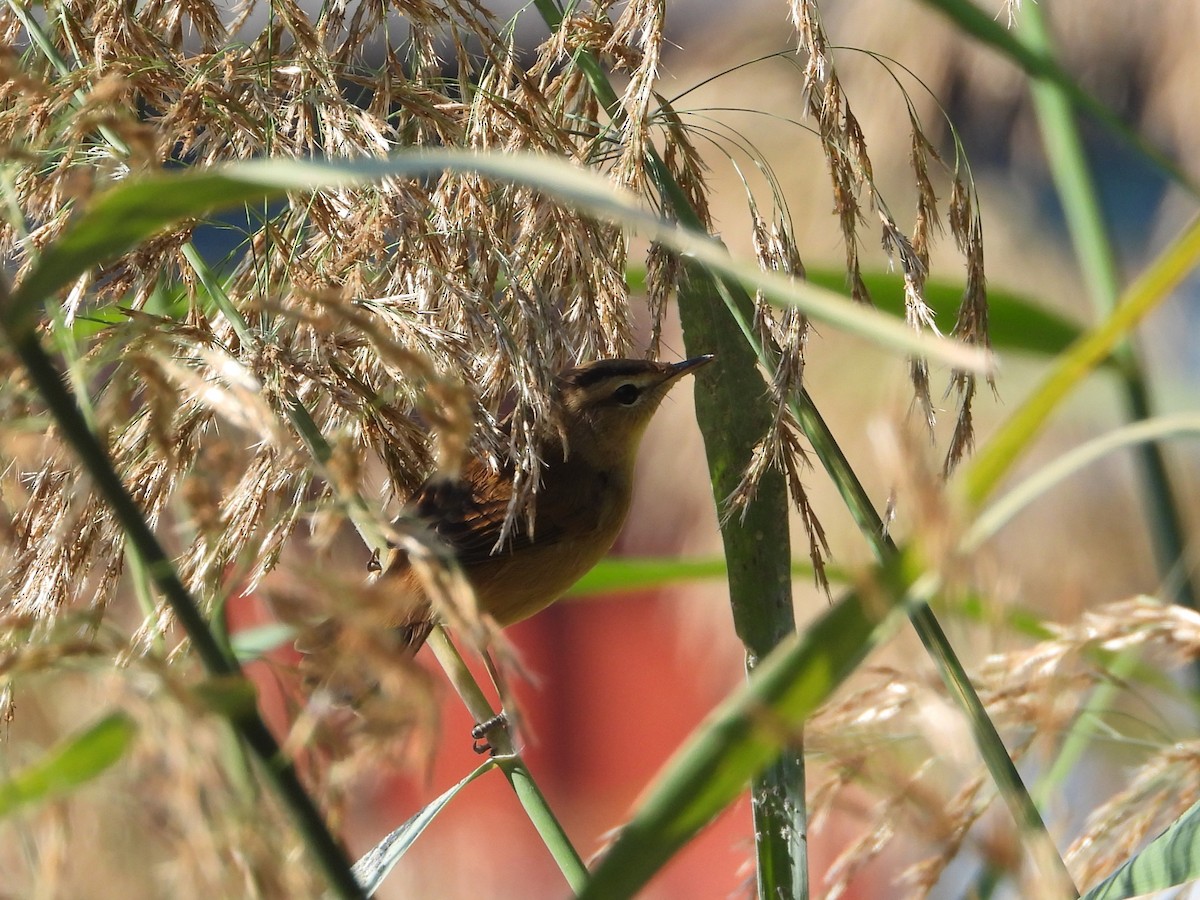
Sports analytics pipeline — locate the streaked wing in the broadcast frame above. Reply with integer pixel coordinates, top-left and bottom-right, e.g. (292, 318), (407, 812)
(409, 456), (573, 567)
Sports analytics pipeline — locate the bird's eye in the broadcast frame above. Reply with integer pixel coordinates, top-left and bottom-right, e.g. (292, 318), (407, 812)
(612, 383), (640, 405)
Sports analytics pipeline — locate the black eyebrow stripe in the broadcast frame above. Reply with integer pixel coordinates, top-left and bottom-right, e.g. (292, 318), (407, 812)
(564, 359), (657, 387)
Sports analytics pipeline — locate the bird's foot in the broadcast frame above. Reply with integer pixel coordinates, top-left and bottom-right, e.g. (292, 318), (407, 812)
(471, 711), (509, 755)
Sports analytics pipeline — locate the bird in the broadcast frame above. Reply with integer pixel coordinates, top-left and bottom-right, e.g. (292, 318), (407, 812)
(384, 354), (714, 650)
(296, 355), (712, 724)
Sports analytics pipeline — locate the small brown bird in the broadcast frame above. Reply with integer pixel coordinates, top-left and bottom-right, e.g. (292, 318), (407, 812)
(387, 355), (714, 649)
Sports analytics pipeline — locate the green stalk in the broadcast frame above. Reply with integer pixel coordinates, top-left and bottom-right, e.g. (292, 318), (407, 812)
(5, 0), (131, 157)
(8, 11), (351, 877)
(651, 84), (1079, 900)
(679, 269), (806, 899)
(532, 2), (809, 894)
(0, 310), (364, 900)
(794, 392), (1078, 896)
(915, 0), (1197, 197)
(3, 18), (572, 873)
(9, 0), (236, 641)
(989, 10), (1196, 895)
(182, 245), (584, 889)
(962, 216), (1200, 507)
(426, 630), (588, 893)
(529, 0), (1077, 892)
(1021, 2), (1196, 616)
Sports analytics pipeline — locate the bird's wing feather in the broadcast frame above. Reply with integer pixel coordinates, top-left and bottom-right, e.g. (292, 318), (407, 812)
(409, 453), (581, 566)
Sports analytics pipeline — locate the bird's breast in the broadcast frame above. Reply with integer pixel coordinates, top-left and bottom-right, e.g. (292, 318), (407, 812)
(474, 462), (634, 626)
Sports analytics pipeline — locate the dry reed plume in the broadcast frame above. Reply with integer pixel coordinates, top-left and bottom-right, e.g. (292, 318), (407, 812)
(0, 0), (1123, 896)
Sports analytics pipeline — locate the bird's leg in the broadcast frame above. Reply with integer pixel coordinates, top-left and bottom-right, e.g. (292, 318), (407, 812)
(470, 711), (509, 755)
(470, 647), (518, 755)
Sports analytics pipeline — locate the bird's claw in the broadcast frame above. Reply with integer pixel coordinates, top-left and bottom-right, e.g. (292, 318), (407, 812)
(471, 711), (509, 755)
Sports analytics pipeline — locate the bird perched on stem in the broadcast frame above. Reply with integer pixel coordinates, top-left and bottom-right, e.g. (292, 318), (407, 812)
(385, 355), (714, 650)
(296, 355), (712, 737)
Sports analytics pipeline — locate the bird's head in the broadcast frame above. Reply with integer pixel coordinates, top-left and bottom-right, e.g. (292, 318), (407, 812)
(555, 355), (714, 467)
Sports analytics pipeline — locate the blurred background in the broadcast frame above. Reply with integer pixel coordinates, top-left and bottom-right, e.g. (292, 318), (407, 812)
(6, 0), (1200, 897)
(271, 1), (1198, 896)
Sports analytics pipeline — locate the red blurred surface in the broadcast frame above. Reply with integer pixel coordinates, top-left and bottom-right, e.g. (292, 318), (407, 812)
(229, 582), (871, 898)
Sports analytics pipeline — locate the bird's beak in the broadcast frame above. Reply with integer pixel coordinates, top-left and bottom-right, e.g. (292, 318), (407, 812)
(668, 354), (715, 379)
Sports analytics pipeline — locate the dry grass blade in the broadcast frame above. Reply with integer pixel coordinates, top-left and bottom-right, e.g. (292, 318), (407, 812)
(0, 0), (659, 886)
(806, 596), (1200, 896)
(0, 0), (1013, 894)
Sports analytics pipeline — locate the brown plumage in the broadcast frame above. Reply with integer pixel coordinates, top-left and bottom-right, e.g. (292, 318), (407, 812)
(386, 355), (713, 649)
